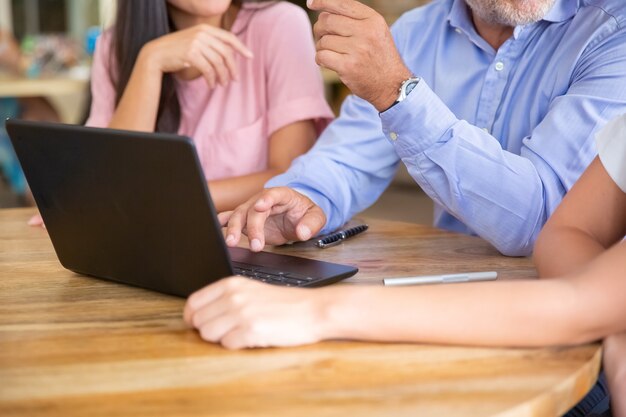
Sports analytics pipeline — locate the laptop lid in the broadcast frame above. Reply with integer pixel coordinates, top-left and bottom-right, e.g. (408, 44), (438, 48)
(6, 120), (357, 297)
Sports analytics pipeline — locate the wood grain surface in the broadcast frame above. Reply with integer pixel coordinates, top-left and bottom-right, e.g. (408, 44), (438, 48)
(0, 208), (601, 417)
(0, 77), (88, 98)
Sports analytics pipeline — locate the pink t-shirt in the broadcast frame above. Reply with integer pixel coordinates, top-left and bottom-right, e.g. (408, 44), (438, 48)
(86, 2), (334, 181)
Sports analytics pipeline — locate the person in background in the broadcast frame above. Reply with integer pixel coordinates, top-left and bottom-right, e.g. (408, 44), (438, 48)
(0, 30), (59, 203)
(86, 0), (331, 212)
(28, 0), (331, 225)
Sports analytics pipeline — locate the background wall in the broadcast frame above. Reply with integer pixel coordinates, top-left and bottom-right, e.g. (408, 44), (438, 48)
(362, 0), (430, 22)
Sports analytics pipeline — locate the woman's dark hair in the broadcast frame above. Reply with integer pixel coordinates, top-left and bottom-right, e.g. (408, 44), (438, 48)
(112, 0), (276, 133)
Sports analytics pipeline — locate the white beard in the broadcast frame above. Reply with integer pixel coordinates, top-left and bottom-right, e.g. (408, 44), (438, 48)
(464, 0), (557, 26)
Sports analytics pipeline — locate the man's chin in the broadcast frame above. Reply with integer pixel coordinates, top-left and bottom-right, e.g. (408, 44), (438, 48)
(465, 0), (556, 27)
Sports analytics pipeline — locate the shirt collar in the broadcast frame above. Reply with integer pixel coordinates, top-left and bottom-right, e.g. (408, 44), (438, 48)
(542, 0), (579, 23)
(448, 0), (474, 35)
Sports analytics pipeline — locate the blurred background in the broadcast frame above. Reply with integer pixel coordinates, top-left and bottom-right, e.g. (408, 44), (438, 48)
(0, 0), (432, 224)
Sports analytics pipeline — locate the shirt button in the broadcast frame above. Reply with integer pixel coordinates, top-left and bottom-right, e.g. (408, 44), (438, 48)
(455, 28), (462, 34)
(482, 127), (490, 133)
(390, 132), (398, 141)
(495, 61), (505, 71)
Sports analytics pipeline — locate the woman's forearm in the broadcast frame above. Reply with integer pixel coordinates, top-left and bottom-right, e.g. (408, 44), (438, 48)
(209, 169), (281, 212)
(321, 278), (583, 347)
(320, 243), (626, 347)
(108, 48), (163, 132)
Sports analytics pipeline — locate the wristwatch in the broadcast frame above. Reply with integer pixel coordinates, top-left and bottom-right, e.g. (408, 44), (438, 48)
(382, 76), (421, 112)
(396, 76), (421, 104)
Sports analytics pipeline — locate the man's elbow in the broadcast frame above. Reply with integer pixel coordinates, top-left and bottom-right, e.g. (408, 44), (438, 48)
(494, 239), (534, 257)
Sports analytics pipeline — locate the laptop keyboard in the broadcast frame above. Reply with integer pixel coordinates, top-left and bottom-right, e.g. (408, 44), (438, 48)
(232, 262), (316, 287)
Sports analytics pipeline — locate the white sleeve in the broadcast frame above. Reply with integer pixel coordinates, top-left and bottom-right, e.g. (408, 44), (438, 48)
(596, 114), (626, 193)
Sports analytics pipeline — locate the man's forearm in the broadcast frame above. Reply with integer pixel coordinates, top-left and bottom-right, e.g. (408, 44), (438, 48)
(379, 82), (563, 256)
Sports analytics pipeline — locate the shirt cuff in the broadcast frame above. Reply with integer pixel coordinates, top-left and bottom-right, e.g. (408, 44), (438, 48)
(379, 79), (458, 158)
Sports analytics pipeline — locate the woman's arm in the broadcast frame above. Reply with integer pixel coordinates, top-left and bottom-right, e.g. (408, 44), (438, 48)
(107, 46), (163, 132)
(208, 120), (317, 212)
(604, 333), (626, 417)
(534, 157), (626, 277)
(324, 240), (626, 348)
(184, 239), (626, 349)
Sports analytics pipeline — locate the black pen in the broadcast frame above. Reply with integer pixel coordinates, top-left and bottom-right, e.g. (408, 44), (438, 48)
(316, 224), (369, 249)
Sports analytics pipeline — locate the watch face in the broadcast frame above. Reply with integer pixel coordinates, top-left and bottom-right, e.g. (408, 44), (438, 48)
(406, 80), (418, 96)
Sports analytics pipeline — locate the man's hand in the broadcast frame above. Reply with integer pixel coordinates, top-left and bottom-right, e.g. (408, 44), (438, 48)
(308, 0), (412, 111)
(219, 187), (327, 252)
(184, 277), (329, 349)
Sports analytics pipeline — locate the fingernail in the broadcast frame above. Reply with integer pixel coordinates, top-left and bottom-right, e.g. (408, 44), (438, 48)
(255, 199), (265, 207)
(306, 0), (313, 8)
(298, 225), (312, 240)
(226, 234), (236, 245)
(251, 239), (263, 252)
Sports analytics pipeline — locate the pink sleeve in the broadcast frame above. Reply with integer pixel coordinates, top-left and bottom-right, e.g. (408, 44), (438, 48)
(85, 32), (116, 128)
(259, 4), (334, 136)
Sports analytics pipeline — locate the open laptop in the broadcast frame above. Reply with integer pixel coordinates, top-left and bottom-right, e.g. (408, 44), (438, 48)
(6, 120), (358, 297)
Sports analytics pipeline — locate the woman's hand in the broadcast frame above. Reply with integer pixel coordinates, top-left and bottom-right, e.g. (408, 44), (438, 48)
(27, 214), (45, 228)
(139, 24), (253, 89)
(184, 277), (331, 349)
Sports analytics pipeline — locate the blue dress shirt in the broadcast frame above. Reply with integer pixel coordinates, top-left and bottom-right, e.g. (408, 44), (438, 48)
(267, 0), (626, 256)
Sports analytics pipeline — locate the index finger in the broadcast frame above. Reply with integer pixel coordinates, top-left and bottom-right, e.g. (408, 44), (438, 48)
(307, 0), (372, 19)
(205, 26), (254, 58)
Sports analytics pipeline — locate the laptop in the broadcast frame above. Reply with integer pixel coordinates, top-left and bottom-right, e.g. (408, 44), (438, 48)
(6, 120), (358, 297)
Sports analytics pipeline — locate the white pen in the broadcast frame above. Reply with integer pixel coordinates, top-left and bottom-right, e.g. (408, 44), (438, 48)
(383, 271), (498, 286)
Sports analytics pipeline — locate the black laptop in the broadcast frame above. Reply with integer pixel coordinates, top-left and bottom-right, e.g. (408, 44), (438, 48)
(6, 120), (358, 297)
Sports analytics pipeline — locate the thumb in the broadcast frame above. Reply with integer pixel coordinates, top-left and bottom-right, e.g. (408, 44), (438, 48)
(296, 208), (326, 241)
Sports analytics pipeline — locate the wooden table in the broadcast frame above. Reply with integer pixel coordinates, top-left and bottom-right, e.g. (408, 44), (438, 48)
(0, 76), (88, 98)
(0, 208), (601, 417)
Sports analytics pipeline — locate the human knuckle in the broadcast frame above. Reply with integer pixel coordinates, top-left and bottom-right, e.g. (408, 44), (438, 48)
(237, 305), (255, 321)
(199, 326), (216, 342)
(228, 210), (244, 224)
(229, 292), (248, 308)
(372, 14), (386, 27)
(319, 36), (330, 50)
(222, 337), (243, 350)
(185, 50), (197, 61)
(223, 276), (243, 290)
(191, 313), (202, 328)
